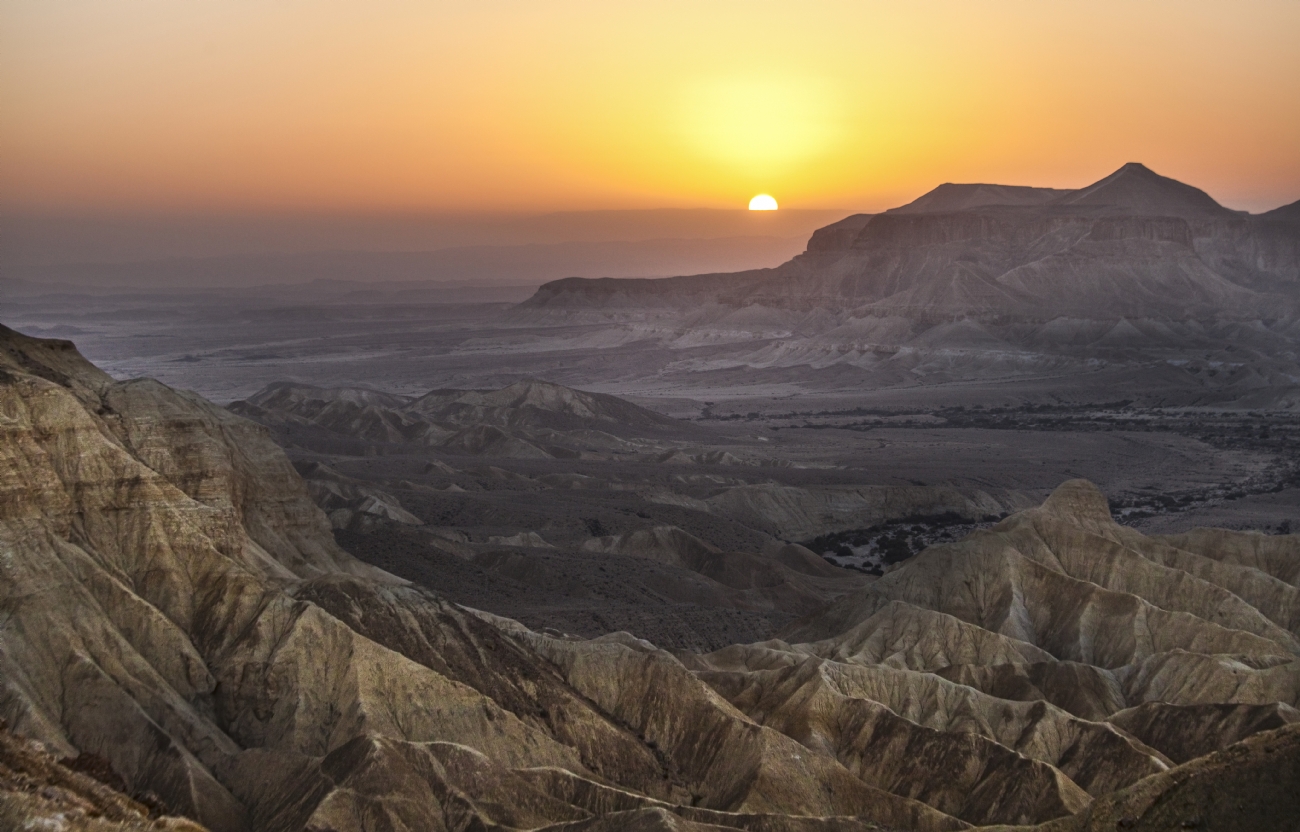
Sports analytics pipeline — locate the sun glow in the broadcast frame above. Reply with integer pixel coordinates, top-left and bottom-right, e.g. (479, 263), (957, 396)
(2, 3), (1298, 213)
(749, 194), (778, 211)
(679, 76), (842, 176)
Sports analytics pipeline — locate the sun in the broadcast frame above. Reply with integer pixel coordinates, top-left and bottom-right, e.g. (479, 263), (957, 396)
(749, 194), (778, 211)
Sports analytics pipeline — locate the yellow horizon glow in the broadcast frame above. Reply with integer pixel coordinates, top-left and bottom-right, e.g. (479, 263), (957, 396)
(682, 77), (841, 176)
(1, 1), (1298, 215)
(749, 195), (779, 211)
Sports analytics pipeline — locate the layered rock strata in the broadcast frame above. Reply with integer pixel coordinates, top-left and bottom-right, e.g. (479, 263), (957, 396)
(2, 324), (1298, 831)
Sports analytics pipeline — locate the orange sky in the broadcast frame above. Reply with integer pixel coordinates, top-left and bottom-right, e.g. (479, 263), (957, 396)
(2, 0), (1299, 215)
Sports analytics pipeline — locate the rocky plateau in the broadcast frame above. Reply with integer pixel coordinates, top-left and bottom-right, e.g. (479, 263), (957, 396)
(512, 163), (1300, 409)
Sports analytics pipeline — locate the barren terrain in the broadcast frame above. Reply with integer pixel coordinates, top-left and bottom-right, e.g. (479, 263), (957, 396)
(3, 325), (1300, 832)
(4, 164), (1300, 830)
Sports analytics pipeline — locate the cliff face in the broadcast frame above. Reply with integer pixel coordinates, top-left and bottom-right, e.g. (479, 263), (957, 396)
(0, 325), (397, 829)
(511, 166), (1300, 404)
(521, 164), (1300, 322)
(3, 324), (1299, 832)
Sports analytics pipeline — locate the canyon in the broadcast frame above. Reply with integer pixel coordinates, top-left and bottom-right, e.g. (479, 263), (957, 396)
(2, 324), (1299, 831)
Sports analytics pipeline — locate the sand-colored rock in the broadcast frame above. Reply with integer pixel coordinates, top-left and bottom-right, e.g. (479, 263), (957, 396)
(1154, 526), (1300, 587)
(690, 659), (1093, 825)
(981, 722), (1300, 832)
(679, 479), (1300, 827)
(932, 662), (1125, 721)
(783, 482), (1300, 671)
(1107, 700), (1300, 764)
(2, 326), (963, 831)
(5, 325), (1300, 831)
(798, 601), (1054, 671)
(0, 722), (208, 831)
(513, 632), (966, 831)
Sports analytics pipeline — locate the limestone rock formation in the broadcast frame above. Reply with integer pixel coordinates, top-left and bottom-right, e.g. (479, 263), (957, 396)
(523, 164), (1295, 321)
(671, 478), (1300, 826)
(513, 164), (1300, 407)
(0, 722), (208, 831)
(0, 325), (950, 831)
(4, 324), (1299, 831)
(983, 722), (1300, 832)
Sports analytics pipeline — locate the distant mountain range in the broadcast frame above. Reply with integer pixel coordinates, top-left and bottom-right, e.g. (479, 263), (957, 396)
(509, 165), (1300, 407)
(524, 164), (1300, 321)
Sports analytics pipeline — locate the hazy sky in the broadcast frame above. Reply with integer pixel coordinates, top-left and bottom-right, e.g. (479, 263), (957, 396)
(3, 0), (1299, 216)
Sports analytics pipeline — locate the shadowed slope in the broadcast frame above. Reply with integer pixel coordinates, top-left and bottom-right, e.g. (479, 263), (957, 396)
(982, 722), (1300, 832)
(230, 377), (695, 459)
(666, 479), (1300, 827)
(0, 325), (959, 832)
(1050, 162), (1235, 219)
(4, 325), (1299, 831)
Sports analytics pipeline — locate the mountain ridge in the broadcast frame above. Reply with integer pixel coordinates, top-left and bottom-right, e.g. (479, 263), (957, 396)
(506, 165), (1300, 405)
(3, 326), (1300, 830)
(522, 163), (1298, 320)
(1049, 162), (1237, 219)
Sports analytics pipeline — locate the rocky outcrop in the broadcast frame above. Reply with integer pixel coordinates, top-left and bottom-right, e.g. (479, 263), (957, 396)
(4, 325), (1299, 831)
(0, 325), (955, 831)
(523, 164), (1295, 322)
(1107, 700), (1300, 764)
(673, 478), (1300, 826)
(985, 722), (1300, 832)
(512, 165), (1300, 406)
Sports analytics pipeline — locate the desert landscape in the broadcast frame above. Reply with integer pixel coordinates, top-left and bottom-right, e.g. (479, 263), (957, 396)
(5, 162), (1300, 830)
(5, 2), (1300, 829)
(3, 305), (1300, 831)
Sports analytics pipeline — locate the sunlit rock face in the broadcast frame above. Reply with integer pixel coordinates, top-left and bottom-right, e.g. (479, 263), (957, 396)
(2, 324), (1300, 832)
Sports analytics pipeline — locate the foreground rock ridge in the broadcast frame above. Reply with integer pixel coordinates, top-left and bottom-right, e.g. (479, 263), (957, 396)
(2, 324), (1299, 831)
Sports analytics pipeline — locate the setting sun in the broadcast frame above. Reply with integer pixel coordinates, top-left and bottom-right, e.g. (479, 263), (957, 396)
(749, 194), (778, 211)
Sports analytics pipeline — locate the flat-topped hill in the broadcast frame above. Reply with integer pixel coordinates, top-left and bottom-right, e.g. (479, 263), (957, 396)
(520, 163), (1298, 322)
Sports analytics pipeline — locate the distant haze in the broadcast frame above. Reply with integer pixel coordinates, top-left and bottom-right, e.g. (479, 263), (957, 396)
(0, 209), (849, 290)
(4, 2), (1298, 293)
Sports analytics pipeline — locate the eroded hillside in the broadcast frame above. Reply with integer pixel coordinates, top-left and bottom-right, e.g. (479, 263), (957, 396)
(228, 378), (1031, 648)
(2, 324), (1299, 831)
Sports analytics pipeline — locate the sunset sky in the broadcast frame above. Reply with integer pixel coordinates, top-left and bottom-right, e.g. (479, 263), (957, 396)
(3, 0), (1299, 217)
